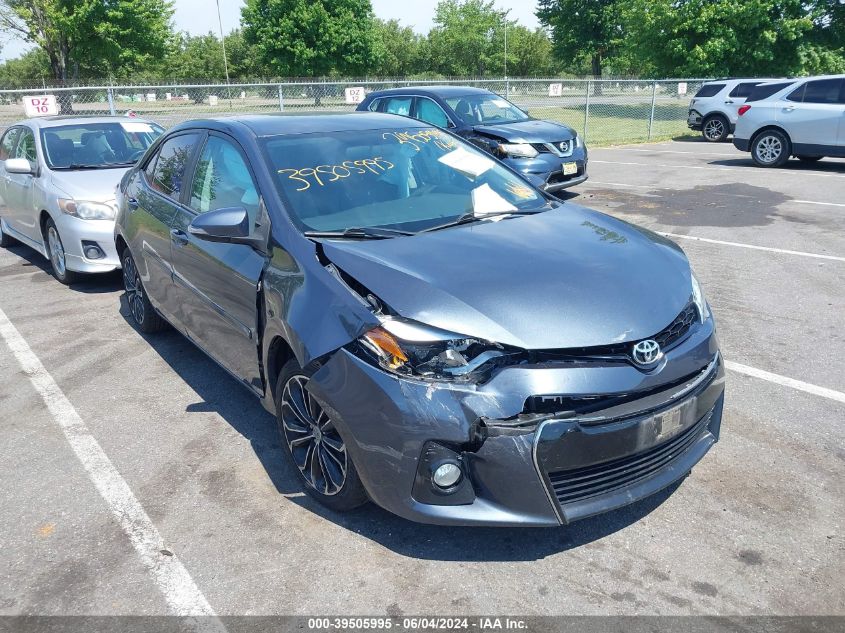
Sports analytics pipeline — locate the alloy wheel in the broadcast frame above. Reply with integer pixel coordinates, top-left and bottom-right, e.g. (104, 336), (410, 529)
(755, 135), (782, 164)
(703, 118), (725, 141)
(47, 226), (66, 277)
(122, 254), (145, 325)
(281, 374), (347, 496)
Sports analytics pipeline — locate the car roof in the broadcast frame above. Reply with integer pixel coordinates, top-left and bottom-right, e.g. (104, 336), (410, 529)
(169, 112), (432, 138)
(15, 115), (158, 129)
(365, 85), (494, 98)
(703, 78), (782, 85)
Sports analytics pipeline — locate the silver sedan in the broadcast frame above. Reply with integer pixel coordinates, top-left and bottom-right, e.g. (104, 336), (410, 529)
(0, 116), (162, 284)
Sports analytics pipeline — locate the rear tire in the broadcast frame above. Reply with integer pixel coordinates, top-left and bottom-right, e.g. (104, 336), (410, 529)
(275, 359), (369, 512)
(701, 115), (729, 142)
(44, 217), (80, 285)
(751, 129), (790, 167)
(797, 155), (823, 163)
(0, 218), (16, 247)
(122, 249), (167, 333)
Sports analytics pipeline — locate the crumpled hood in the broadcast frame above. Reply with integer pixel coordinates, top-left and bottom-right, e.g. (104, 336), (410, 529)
(320, 205), (693, 350)
(50, 167), (130, 202)
(473, 119), (577, 143)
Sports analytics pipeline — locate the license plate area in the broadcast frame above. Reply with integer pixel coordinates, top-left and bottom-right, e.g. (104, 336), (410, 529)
(562, 161), (578, 176)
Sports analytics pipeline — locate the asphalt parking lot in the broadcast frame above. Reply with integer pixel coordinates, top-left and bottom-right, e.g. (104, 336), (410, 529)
(1, 138), (843, 619)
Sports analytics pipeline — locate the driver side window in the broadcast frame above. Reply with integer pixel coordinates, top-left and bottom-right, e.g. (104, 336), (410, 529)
(14, 129), (37, 164)
(0, 128), (20, 160)
(189, 135), (259, 230)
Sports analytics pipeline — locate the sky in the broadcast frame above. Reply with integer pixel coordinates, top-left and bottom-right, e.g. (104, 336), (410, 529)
(0, 0), (541, 61)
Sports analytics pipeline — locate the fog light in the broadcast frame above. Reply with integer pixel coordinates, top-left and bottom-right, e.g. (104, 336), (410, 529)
(432, 462), (462, 489)
(81, 241), (105, 260)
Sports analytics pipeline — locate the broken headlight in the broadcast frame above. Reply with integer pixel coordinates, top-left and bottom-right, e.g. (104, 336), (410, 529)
(357, 319), (510, 381)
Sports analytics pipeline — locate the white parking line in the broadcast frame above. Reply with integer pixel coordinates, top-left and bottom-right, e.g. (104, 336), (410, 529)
(794, 200), (845, 208)
(587, 181), (660, 189)
(0, 306), (226, 632)
(659, 232), (845, 263)
(590, 159), (843, 178)
(726, 361), (845, 405)
(597, 147), (739, 157)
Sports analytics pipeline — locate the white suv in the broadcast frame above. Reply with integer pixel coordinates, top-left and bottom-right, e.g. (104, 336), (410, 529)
(733, 75), (845, 167)
(687, 78), (780, 142)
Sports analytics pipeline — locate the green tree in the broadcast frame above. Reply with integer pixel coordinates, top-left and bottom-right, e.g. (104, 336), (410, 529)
(618, 0), (816, 77)
(506, 26), (556, 76)
(241, 0), (377, 78)
(164, 32), (226, 80)
(0, 48), (51, 87)
(427, 0), (508, 76)
(537, 0), (624, 78)
(371, 18), (424, 77)
(0, 0), (175, 81)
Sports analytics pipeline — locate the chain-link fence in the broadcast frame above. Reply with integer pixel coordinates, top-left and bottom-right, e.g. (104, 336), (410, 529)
(0, 78), (708, 146)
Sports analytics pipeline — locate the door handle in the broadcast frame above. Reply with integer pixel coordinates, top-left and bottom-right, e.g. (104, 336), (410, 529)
(784, 106), (795, 112)
(170, 228), (189, 247)
(725, 100), (734, 104)
(126, 197), (139, 211)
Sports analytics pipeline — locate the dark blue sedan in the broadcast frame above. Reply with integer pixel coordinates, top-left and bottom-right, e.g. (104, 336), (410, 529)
(114, 113), (722, 527)
(357, 86), (588, 193)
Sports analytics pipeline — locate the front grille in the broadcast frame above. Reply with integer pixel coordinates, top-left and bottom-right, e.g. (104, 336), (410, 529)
(532, 140), (574, 156)
(547, 415), (708, 507)
(653, 302), (697, 350)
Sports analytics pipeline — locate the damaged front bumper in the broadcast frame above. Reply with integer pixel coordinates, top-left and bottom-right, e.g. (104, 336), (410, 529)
(307, 320), (724, 527)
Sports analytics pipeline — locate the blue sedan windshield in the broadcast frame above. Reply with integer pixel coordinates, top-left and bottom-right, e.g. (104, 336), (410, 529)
(263, 127), (545, 233)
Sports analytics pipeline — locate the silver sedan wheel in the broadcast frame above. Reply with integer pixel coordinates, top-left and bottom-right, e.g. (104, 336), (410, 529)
(281, 375), (347, 496)
(47, 226), (66, 277)
(703, 118), (725, 141)
(755, 135), (783, 164)
(122, 254), (145, 326)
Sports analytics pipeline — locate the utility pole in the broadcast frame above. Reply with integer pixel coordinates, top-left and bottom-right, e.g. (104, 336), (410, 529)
(216, 0), (232, 109)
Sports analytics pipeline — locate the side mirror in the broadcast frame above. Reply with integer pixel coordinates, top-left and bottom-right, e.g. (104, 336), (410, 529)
(5, 158), (34, 175)
(188, 206), (251, 243)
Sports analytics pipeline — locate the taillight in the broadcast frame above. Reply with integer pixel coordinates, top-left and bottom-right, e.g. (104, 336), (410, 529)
(738, 105), (751, 116)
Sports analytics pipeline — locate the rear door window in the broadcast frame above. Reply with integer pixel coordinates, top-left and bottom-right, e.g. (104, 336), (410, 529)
(694, 84), (725, 98)
(383, 97), (413, 116)
(799, 79), (843, 104)
(148, 133), (201, 200)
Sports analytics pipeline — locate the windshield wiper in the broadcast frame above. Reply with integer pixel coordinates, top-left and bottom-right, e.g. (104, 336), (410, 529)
(52, 163), (111, 170)
(420, 209), (546, 233)
(304, 226), (415, 240)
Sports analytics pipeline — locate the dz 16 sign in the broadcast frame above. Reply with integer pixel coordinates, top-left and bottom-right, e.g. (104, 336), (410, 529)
(24, 95), (59, 117)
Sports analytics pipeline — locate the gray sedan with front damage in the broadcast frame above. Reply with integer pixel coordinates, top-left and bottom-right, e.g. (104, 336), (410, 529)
(114, 113), (725, 527)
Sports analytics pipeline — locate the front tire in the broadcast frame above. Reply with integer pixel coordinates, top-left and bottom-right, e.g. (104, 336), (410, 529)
(275, 359), (368, 512)
(122, 250), (167, 333)
(45, 218), (79, 285)
(751, 129), (790, 167)
(702, 115), (729, 142)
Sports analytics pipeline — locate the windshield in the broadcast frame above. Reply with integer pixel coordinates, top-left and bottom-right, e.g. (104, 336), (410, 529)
(40, 121), (163, 169)
(445, 94), (530, 125)
(264, 127), (547, 234)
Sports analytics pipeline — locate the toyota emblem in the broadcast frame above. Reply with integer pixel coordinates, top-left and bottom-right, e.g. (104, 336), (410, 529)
(632, 339), (662, 365)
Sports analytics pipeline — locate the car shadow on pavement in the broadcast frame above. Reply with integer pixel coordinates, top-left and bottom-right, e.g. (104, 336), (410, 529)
(118, 295), (682, 561)
(3, 242), (123, 293)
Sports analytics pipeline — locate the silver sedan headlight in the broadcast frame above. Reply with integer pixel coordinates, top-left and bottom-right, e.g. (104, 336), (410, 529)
(58, 199), (117, 221)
